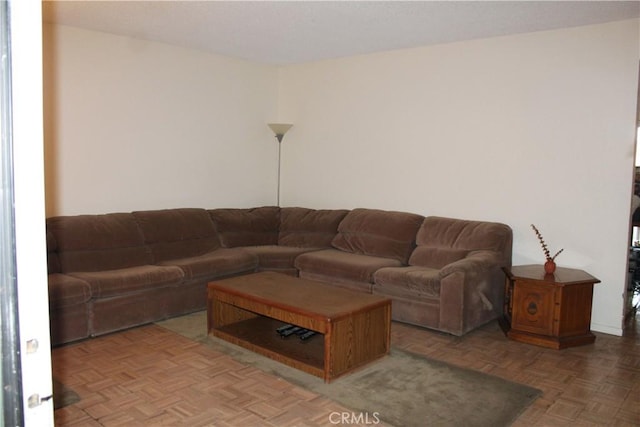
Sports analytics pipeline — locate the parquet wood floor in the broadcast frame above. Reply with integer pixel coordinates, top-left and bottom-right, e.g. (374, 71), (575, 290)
(52, 312), (639, 426)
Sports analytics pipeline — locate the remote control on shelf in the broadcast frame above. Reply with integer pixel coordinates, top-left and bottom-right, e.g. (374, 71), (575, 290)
(276, 324), (294, 334)
(299, 330), (317, 341)
(280, 326), (302, 338)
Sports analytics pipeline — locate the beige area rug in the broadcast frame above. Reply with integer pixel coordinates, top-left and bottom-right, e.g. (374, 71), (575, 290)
(157, 311), (541, 427)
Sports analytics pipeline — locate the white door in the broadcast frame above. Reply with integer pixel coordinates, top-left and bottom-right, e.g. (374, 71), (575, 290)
(1, 1), (54, 425)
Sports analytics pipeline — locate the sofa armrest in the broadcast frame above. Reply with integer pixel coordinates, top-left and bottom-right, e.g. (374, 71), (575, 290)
(437, 250), (506, 335)
(439, 250), (502, 278)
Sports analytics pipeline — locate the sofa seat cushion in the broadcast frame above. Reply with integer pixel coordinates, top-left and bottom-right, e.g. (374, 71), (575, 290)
(241, 245), (320, 270)
(279, 208), (349, 248)
(373, 266), (441, 299)
(209, 207), (280, 247)
(69, 265), (185, 298)
(48, 274), (92, 308)
(295, 248), (402, 283)
(331, 208), (424, 264)
(158, 248), (257, 280)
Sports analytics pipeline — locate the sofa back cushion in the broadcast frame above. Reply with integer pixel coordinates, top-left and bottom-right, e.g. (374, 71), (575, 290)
(47, 213), (152, 272)
(209, 206), (280, 247)
(331, 208), (424, 264)
(279, 208), (349, 248)
(133, 208), (221, 262)
(46, 230), (61, 274)
(409, 216), (513, 269)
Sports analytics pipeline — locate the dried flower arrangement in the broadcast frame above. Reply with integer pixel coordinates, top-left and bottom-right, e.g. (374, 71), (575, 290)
(531, 224), (563, 262)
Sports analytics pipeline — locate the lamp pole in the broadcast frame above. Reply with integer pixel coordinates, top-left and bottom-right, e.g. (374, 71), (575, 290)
(277, 138), (282, 206)
(267, 123), (293, 206)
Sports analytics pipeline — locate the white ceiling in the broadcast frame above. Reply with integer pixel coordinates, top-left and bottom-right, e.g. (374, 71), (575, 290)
(42, 1), (640, 65)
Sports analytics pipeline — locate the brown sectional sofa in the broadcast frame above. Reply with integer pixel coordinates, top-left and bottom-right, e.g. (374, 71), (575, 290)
(46, 206), (512, 346)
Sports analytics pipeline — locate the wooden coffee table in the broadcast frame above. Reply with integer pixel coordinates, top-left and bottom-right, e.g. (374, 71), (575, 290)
(207, 271), (391, 382)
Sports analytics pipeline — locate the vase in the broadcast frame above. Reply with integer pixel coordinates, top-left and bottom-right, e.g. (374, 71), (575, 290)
(544, 260), (556, 274)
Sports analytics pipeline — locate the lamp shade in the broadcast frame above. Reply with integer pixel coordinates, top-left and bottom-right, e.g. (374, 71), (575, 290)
(267, 123), (293, 140)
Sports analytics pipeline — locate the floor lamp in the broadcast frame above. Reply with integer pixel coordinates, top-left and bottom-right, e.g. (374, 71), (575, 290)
(267, 123), (293, 206)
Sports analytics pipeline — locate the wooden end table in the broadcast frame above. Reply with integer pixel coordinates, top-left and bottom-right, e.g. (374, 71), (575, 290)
(500, 265), (600, 349)
(207, 271), (391, 382)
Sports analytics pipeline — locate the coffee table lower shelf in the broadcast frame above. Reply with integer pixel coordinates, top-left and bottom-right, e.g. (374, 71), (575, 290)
(211, 316), (325, 379)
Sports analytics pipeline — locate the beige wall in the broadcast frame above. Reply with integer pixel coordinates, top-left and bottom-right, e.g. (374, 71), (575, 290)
(278, 19), (640, 335)
(43, 24), (280, 216)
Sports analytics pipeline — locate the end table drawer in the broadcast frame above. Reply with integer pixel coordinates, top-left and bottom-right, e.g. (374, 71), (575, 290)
(511, 281), (556, 336)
